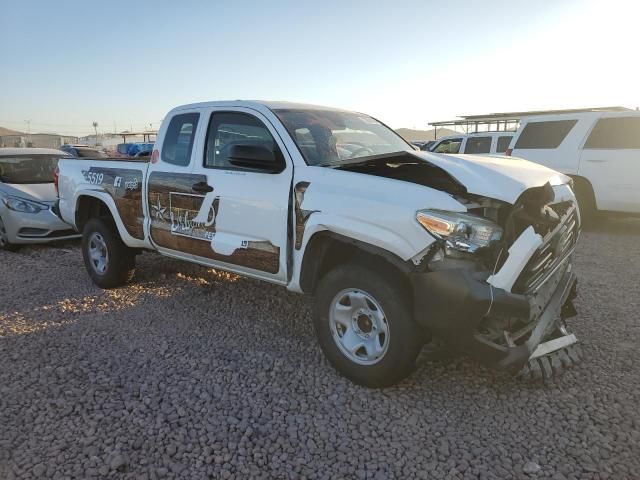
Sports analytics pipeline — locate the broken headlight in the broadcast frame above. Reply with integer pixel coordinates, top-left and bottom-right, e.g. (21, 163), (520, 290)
(416, 209), (503, 254)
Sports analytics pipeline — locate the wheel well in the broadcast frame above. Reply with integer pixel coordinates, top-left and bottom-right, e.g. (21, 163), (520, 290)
(76, 196), (113, 233)
(299, 231), (413, 295)
(569, 175), (597, 210)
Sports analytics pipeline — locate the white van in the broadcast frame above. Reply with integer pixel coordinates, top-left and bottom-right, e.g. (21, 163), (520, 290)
(430, 132), (514, 155)
(508, 111), (640, 217)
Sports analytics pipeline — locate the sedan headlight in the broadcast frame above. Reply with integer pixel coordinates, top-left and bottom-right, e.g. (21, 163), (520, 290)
(416, 209), (503, 253)
(1, 195), (47, 214)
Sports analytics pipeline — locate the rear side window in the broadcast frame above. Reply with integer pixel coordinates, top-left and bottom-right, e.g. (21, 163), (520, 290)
(584, 117), (640, 149)
(514, 120), (577, 149)
(161, 113), (199, 166)
(496, 135), (513, 153)
(464, 136), (491, 154)
(432, 138), (462, 154)
(204, 112), (278, 170)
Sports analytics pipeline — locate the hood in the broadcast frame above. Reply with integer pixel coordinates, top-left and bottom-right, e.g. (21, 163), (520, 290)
(414, 152), (570, 203)
(0, 182), (57, 203)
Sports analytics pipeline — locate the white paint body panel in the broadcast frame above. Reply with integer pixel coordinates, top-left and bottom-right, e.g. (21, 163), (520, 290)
(57, 100), (575, 291)
(415, 152), (570, 204)
(487, 227), (543, 292)
(509, 111), (640, 213)
(57, 159), (149, 249)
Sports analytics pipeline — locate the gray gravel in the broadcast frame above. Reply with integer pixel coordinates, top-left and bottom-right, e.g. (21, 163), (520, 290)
(1, 218), (640, 479)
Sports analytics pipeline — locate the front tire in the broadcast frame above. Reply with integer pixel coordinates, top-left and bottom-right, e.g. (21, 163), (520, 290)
(314, 264), (421, 388)
(82, 218), (135, 289)
(0, 215), (19, 251)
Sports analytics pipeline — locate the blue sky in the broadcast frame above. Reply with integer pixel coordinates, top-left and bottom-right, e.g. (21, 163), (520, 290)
(1, 0), (637, 135)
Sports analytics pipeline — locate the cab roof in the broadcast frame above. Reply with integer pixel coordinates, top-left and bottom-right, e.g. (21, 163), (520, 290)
(171, 100), (352, 114)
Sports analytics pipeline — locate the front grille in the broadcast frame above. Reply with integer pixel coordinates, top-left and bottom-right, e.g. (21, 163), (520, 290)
(513, 205), (579, 294)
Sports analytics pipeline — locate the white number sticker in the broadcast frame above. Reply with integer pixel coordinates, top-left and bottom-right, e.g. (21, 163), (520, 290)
(87, 172), (104, 185)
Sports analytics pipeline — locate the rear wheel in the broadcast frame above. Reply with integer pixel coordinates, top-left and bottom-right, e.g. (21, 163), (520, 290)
(0, 216), (19, 251)
(314, 264), (421, 388)
(82, 218), (135, 288)
(573, 178), (597, 226)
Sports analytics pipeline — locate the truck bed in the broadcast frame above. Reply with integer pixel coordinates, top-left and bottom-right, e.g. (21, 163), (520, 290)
(58, 157), (149, 242)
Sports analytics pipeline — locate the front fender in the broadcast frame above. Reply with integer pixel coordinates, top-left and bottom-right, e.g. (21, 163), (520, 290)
(301, 212), (432, 261)
(288, 212), (436, 293)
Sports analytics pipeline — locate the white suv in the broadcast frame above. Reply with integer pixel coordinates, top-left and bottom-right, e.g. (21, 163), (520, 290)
(430, 132), (514, 155)
(508, 111), (640, 217)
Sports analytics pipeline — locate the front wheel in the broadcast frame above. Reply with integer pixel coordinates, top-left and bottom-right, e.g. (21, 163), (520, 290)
(314, 264), (421, 388)
(82, 218), (136, 289)
(0, 215), (19, 251)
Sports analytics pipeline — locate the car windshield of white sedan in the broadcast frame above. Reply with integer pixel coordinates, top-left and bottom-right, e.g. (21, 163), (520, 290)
(274, 109), (410, 166)
(0, 155), (60, 184)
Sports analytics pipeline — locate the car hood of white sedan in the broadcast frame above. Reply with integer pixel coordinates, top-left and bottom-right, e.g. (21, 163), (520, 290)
(415, 152), (570, 203)
(0, 182), (57, 203)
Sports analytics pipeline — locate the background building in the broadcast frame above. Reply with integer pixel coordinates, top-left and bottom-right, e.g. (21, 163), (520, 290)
(0, 133), (79, 148)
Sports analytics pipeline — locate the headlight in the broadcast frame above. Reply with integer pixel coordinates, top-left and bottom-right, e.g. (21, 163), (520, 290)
(416, 209), (503, 253)
(1, 195), (47, 213)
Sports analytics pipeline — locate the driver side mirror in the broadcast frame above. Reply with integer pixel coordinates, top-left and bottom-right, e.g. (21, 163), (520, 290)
(227, 144), (285, 173)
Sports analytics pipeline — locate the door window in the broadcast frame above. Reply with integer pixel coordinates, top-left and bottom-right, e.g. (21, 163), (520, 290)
(204, 112), (280, 170)
(433, 138), (462, 154)
(161, 113), (200, 166)
(584, 117), (640, 149)
(496, 136), (513, 153)
(514, 120), (577, 149)
(464, 136), (491, 154)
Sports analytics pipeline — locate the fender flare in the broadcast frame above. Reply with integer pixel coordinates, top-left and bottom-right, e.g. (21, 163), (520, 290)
(73, 190), (147, 248)
(289, 212), (435, 292)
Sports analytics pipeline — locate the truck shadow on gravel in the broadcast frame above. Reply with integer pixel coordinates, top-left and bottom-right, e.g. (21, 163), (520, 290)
(582, 216), (640, 235)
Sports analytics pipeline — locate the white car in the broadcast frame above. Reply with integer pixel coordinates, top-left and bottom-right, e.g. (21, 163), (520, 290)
(0, 148), (79, 250)
(430, 132), (514, 155)
(507, 110), (640, 217)
(57, 101), (580, 387)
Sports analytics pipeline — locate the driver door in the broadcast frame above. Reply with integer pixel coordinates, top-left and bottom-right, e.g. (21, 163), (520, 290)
(187, 107), (293, 283)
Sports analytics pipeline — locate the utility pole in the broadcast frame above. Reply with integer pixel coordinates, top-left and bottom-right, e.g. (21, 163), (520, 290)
(24, 119), (31, 134)
(92, 122), (98, 146)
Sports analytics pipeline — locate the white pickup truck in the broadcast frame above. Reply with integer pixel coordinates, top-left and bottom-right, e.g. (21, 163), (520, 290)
(57, 101), (581, 387)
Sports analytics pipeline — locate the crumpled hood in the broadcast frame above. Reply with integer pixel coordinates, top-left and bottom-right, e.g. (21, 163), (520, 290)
(0, 182), (57, 203)
(414, 152), (570, 203)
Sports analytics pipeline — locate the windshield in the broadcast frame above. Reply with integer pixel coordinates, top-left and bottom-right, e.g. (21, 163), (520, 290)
(274, 109), (410, 166)
(0, 154), (64, 184)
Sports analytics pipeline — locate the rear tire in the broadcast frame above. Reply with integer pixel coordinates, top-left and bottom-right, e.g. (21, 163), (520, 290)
(573, 178), (597, 226)
(0, 215), (19, 251)
(82, 218), (135, 288)
(314, 264), (421, 388)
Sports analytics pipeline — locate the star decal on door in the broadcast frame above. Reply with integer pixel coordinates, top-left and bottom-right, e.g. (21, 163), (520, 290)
(152, 195), (167, 221)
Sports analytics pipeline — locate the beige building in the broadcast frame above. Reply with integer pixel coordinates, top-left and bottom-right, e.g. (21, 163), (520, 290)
(0, 134), (79, 149)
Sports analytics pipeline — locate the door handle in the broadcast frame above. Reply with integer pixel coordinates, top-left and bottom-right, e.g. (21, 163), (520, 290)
(586, 159), (607, 163)
(192, 181), (213, 193)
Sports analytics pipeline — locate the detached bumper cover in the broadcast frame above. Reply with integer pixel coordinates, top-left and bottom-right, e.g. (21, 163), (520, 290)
(410, 259), (577, 373)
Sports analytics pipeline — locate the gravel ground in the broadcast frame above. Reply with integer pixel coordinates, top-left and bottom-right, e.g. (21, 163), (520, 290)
(1, 219), (640, 480)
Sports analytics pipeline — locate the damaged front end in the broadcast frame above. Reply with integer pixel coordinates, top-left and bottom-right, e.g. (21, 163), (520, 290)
(410, 182), (580, 378)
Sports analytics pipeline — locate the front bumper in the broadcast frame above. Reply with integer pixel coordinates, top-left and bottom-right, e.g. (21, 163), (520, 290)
(1, 204), (80, 244)
(410, 256), (577, 373)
